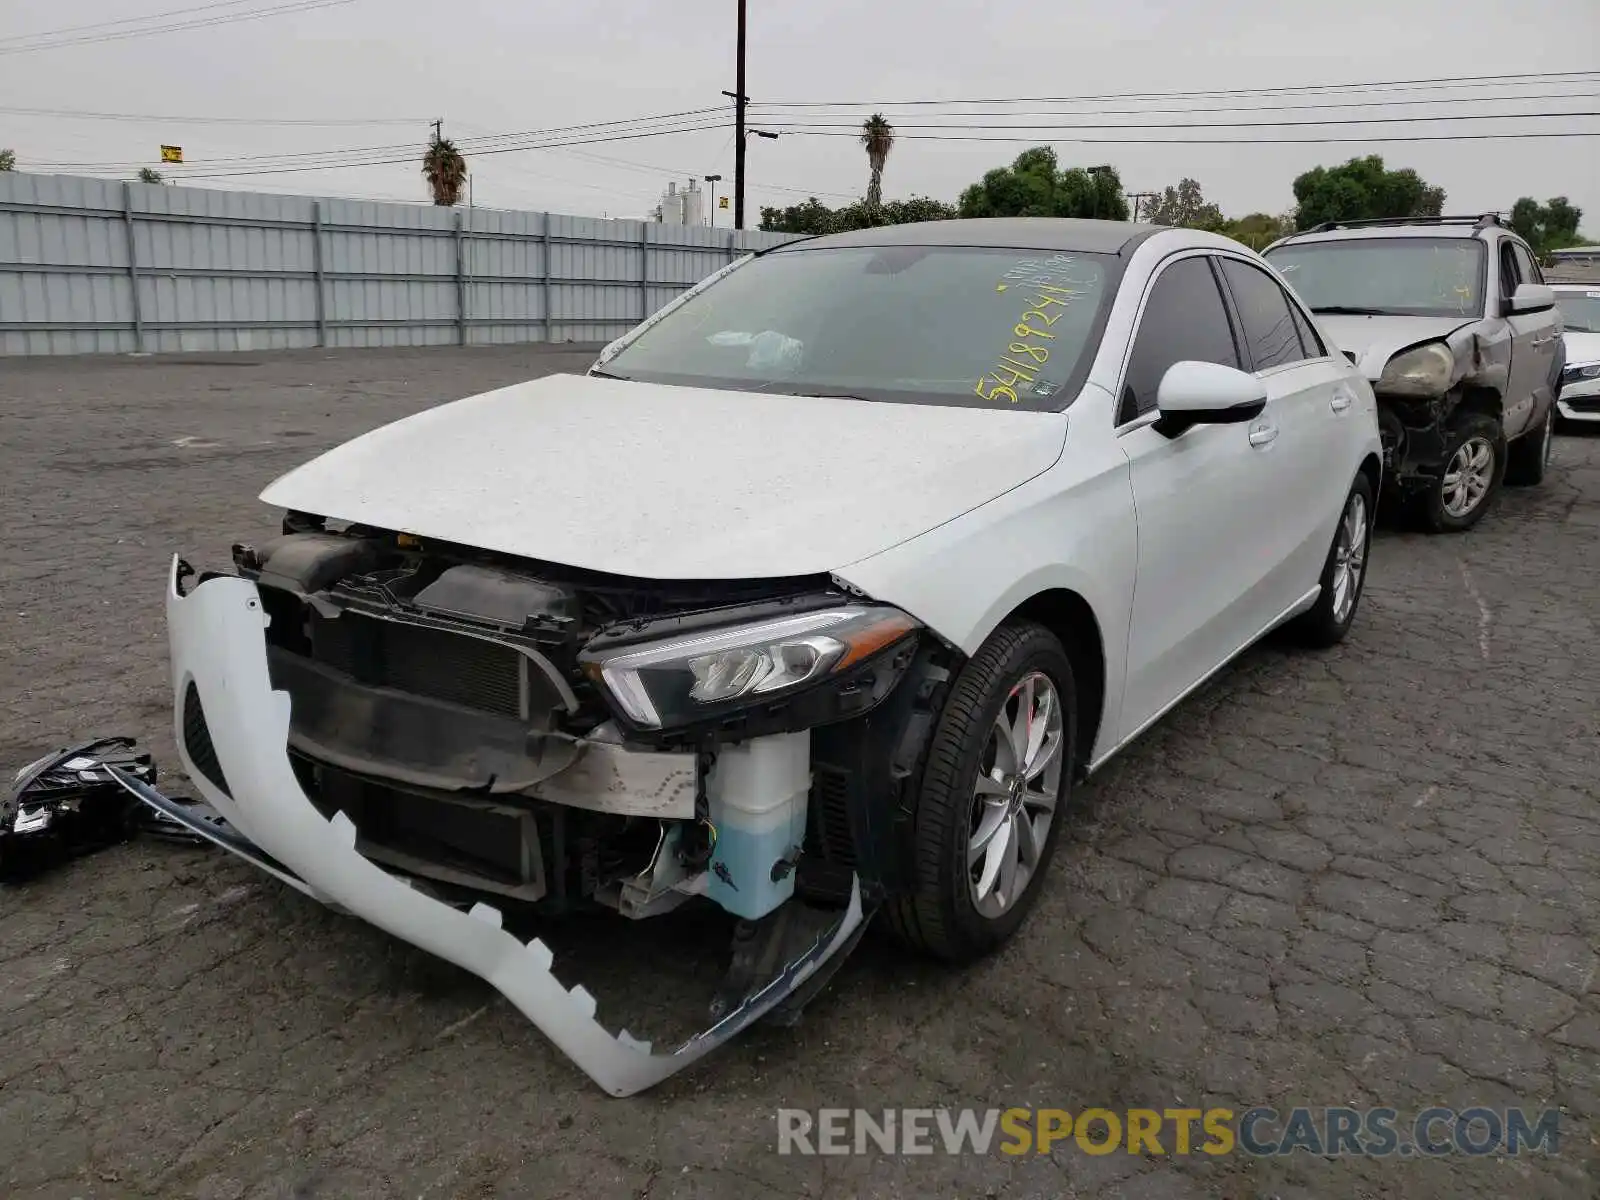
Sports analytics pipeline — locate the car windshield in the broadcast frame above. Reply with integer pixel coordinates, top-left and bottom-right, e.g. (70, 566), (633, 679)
(600, 245), (1115, 411)
(1556, 290), (1600, 333)
(1264, 237), (1485, 319)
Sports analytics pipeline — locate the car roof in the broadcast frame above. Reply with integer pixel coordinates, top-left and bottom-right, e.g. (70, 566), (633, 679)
(770, 217), (1166, 256)
(1270, 224), (1489, 247)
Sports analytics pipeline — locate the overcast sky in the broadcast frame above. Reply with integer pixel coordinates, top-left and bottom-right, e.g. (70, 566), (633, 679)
(3, 0), (1598, 230)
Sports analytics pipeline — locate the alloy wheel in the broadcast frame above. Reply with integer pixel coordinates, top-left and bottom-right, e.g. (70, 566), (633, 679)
(968, 671), (1064, 919)
(1331, 490), (1368, 624)
(1441, 436), (1495, 518)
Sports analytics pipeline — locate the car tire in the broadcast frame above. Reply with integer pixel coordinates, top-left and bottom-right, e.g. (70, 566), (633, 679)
(1504, 407), (1554, 487)
(885, 621), (1075, 964)
(1289, 471), (1374, 649)
(1417, 413), (1504, 533)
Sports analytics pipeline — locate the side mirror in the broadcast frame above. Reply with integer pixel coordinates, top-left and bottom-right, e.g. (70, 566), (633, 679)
(1508, 283), (1555, 315)
(1153, 360), (1267, 437)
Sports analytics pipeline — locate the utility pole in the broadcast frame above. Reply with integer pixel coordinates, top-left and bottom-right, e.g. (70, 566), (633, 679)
(431, 118), (443, 143)
(733, 0), (747, 229)
(1125, 191), (1158, 223)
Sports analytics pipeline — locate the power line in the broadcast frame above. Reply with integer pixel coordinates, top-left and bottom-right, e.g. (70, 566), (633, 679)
(27, 108), (731, 171)
(758, 69), (1600, 108)
(751, 91), (1600, 121)
(39, 100), (1595, 176)
(58, 123), (737, 180)
(0, 0), (276, 43)
(0, 104), (428, 127)
(0, 0), (355, 55)
(769, 129), (1600, 145)
(757, 110), (1600, 132)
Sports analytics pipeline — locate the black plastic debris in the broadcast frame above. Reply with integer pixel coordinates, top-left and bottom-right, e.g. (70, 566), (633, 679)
(2, 737), (217, 880)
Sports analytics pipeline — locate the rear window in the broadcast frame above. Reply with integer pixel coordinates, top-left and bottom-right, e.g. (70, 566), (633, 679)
(601, 245), (1118, 411)
(1264, 237), (1485, 319)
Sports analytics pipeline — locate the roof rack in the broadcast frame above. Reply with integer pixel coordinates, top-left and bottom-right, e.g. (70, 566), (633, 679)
(1306, 213), (1504, 234)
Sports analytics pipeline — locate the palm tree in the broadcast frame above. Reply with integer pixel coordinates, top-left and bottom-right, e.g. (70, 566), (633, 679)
(422, 135), (468, 206)
(860, 114), (894, 212)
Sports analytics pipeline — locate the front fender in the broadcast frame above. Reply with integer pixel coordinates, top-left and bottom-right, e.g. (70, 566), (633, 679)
(833, 434), (1136, 765)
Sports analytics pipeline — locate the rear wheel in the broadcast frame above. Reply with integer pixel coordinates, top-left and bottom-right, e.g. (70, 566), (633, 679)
(886, 621), (1074, 963)
(1504, 407), (1554, 487)
(1418, 413), (1503, 533)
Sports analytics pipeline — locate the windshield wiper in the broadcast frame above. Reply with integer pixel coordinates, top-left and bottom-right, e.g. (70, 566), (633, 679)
(588, 366), (632, 381)
(1309, 306), (1390, 316)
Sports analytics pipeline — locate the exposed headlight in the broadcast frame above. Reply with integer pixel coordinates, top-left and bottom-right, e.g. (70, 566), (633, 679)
(1377, 342), (1456, 398)
(1563, 362), (1600, 382)
(580, 605), (920, 730)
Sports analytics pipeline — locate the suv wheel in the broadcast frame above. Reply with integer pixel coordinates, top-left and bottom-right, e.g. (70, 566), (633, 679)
(1504, 407), (1554, 487)
(1291, 472), (1373, 648)
(1419, 413), (1503, 533)
(886, 621), (1074, 963)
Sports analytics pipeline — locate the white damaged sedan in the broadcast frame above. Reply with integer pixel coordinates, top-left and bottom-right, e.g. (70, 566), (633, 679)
(122, 218), (1382, 1095)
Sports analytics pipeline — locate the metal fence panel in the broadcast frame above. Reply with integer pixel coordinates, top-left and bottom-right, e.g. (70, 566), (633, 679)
(0, 171), (798, 356)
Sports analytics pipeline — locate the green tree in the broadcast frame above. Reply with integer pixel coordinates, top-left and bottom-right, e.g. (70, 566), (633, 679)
(0, 148), (14, 172)
(956, 148), (1128, 220)
(758, 197), (838, 234)
(1291, 155), (1446, 230)
(758, 194), (955, 235)
(1147, 178), (1226, 231)
(137, 167), (164, 184)
(1221, 211), (1294, 251)
(1509, 196), (1585, 256)
(860, 113), (895, 212)
(421, 135), (467, 206)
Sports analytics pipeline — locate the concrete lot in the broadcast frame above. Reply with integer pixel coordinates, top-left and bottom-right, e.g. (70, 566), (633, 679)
(1, 345), (1597, 1200)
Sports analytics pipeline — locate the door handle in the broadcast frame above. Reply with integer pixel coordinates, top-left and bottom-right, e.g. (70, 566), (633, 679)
(1330, 388), (1353, 413)
(1248, 423), (1279, 447)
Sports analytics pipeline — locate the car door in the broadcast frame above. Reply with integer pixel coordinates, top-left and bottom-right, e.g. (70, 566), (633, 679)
(1114, 253), (1293, 744)
(1497, 238), (1542, 439)
(1215, 255), (1356, 601)
(1511, 240), (1562, 427)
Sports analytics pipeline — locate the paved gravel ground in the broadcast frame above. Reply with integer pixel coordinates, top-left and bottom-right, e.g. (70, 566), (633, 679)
(1, 345), (1597, 1200)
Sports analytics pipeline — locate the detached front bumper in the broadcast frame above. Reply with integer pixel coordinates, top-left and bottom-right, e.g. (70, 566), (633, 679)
(133, 556), (865, 1096)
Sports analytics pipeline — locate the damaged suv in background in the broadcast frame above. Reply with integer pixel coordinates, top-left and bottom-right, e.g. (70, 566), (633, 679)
(120, 218), (1381, 1095)
(1265, 214), (1562, 532)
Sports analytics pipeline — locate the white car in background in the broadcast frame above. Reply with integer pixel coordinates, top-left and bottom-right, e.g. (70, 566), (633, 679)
(126, 219), (1382, 1096)
(1554, 284), (1600, 426)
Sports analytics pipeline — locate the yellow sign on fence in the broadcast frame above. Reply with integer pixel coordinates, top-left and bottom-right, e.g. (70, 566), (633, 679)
(160, 145), (183, 164)
(718, 195), (730, 210)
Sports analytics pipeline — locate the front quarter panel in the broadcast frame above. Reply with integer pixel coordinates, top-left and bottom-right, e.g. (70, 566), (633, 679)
(833, 383), (1136, 765)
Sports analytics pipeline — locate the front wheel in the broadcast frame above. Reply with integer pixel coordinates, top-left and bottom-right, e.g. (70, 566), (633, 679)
(886, 621), (1075, 963)
(1418, 413), (1504, 533)
(1290, 472), (1374, 648)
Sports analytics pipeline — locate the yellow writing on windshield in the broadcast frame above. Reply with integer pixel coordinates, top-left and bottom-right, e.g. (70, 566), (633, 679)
(976, 283), (1086, 403)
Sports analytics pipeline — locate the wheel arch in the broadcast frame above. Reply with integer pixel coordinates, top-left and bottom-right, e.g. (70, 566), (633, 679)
(1358, 451), (1382, 498)
(998, 588), (1107, 778)
(1452, 383), (1504, 424)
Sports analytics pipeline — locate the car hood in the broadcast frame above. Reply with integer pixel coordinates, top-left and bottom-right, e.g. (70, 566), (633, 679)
(1563, 329), (1600, 365)
(1313, 314), (1478, 380)
(259, 373), (1069, 580)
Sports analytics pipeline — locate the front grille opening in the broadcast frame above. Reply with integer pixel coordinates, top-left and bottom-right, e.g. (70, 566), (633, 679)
(310, 612), (523, 717)
(181, 682), (232, 798)
(309, 763), (546, 899)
